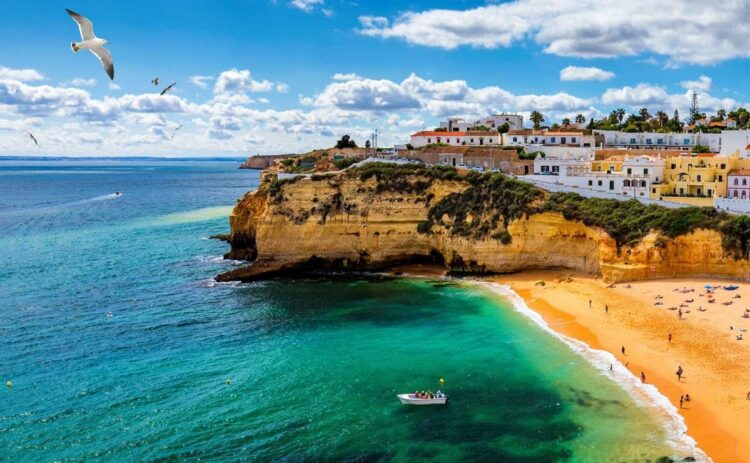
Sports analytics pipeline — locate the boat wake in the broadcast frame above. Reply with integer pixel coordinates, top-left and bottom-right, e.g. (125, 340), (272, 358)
(0, 193), (122, 216)
(473, 282), (711, 462)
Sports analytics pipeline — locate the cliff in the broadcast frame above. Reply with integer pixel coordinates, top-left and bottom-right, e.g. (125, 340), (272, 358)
(218, 164), (750, 282)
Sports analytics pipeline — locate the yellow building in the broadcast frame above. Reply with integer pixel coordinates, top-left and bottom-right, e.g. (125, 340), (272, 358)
(649, 154), (747, 206)
(591, 159), (622, 173)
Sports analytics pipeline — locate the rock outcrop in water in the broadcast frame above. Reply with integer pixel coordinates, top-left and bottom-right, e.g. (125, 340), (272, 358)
(218, 164), (750, 282)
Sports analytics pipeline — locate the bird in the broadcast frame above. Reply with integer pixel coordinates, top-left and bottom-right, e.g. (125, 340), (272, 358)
(160, 83), (176, 96)
(169, 124), (183, 140)
(151, 77), (160, 86)
(66, 9), (114, 80)
(25, 130), (38, 146)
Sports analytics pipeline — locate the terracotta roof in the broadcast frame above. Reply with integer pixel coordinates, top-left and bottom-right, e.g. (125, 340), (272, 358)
(696, 153), (717, 157)
(507, 129), (534, 135)
(544, 132), (584, 136)
(729, 169), (750, 176)
(745, 144), (750, 150)
(411, 131), (467, 137)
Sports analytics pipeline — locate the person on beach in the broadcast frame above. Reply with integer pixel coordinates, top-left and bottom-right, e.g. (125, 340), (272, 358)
(668, 333), (672, 343)
(685, 394), (691, 402)
(609, 364), (613, 372)
(746, 391), (750, 401)
(679, 395), (684, 408)
(676, 366), (683, 382)
(605, 305), (609, 314)
(678, 308), (682, 319)
(621, 346), (625, 355)
(640, 372), (646, 383)
(589, 299), (592, 308)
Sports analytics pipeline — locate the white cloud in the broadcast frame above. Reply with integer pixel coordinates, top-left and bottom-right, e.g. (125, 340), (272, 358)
(602, 82), (738, 115)
(109, 82), (121, 90)
(358, 0), (750, 65)
(290, 0), (323, 13)
(68, 78), (97, 87)
(680, 75), (712, 92)
(0, 66), (44, 82)
(560, 66), (615, 82)
(213, 69), (287, 94)
(332, 73), (363, 81)
(314, 77), (421, 110)
(189, 75), (214, 89)
(602, 84), (669, 107)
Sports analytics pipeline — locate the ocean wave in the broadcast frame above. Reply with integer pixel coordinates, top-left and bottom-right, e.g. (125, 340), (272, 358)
(473, 282), (710, 462)
(199, 278), (246, 289)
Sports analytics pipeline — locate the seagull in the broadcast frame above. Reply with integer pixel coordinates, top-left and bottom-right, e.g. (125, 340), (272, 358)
(151, 77), (160, 86)
(66, 9), (114, 80)
(169, 124), (183, 140)
(160, 82), (176, 96)
(25, 130), (38, 146)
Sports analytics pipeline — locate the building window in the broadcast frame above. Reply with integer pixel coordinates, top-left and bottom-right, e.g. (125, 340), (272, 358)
(683, 138), (690, 144)
(644, 168), (649, 175)
(697, 175), (701, 181)
(721, 164), (726, 169)
(630, 138), (636, 144)
(735, 178), (739, 185)
(588, 180), (593, 186)
(744, 179), (748, 186)
(550, 137), (556, 143)
(598, 180), (602, 187)
(671, 164), (676, 169)
(734, 190), (739, 198)
(719, 175), (723, 181)
(641, 180), (647, 187)
(609, 180), (614, 190)
(427, 138), (431, 144)
(657, 139), (664, 145)
(512, 137), (517, 143)
(627, 168), (632, 174)
(646, 138), (652, 144)
(624, 180), (630, 187)
(571, 137), (576, 143)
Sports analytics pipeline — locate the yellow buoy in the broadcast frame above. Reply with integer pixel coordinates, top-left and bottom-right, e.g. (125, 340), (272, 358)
(225, 378), (231, 385)
(439, 378), (445, 384)
(5, 381), (12, 388)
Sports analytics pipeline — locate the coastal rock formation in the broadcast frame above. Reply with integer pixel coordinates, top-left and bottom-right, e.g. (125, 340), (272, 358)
(219, 166), (750, 282)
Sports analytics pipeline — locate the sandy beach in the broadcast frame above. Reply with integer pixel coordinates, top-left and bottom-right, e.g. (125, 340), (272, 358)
(493, 271), (750, 463)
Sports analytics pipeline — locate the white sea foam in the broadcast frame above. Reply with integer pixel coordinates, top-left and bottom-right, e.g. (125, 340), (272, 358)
(199, 278), (246, 289)
(473, 281), (711, 462)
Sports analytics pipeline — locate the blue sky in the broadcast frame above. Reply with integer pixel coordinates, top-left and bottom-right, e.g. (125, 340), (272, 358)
(0, 0), (749, 156)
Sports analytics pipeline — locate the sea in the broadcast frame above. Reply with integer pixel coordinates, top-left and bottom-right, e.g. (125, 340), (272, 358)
(0, 160), (702, 462)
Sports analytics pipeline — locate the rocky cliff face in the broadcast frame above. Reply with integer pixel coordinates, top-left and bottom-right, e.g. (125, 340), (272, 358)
(218, 171), (750, 282)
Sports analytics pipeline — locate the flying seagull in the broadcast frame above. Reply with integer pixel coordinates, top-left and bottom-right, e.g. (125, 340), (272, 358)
(66, 9), (114, 80)
(25, 130), (38, 146)
(151, 77), (160, 86)
(160, 83), (176, 96)
(169, 124), (183, 140)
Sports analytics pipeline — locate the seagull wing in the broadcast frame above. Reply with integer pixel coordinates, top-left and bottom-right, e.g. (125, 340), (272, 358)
(90, 47), (114, 80)
(160, 83), (176, 96)
(26, 131), (38, 146)
(66, 9), (95, 41)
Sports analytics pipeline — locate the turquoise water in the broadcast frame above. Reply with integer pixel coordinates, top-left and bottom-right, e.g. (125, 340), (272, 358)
(0, 161), (691, 462)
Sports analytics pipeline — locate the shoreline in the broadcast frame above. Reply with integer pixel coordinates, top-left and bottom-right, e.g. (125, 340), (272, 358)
(387, 265), (749, 462)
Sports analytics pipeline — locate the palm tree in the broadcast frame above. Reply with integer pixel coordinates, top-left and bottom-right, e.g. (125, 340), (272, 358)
(717, 109), (726, 121)
(639, 108), (651, 122)
(575, 113), (586, 124)
(616, 108), (626, 124)
(561, 117), (571, 127)
(656, 111), (668, 128)
(530, 111), (544, 130)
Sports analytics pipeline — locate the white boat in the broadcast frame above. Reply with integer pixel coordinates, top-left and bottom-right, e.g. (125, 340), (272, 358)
(397, 393), (447, 405)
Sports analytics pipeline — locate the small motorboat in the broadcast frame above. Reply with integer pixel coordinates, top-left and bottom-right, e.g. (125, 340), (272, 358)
(114, 192), (122, 196)
(397, 393), (447, 405)
(724, 285), (739, 291)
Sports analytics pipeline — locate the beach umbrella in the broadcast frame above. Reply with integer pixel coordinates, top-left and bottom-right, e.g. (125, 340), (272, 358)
(704, 285), (713, 289)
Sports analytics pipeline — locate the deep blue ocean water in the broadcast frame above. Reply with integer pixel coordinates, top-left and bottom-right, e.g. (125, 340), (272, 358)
(0, 161), (692, 462)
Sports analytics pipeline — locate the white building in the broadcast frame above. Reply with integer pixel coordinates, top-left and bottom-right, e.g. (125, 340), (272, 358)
(439, 113), (523, 132)
(528, 155), (665, 198)
(719, 130), (750, 157)
(505, 130), (596, 148)
(595, 130), (722, 152)
(409, 131), (501, 148)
